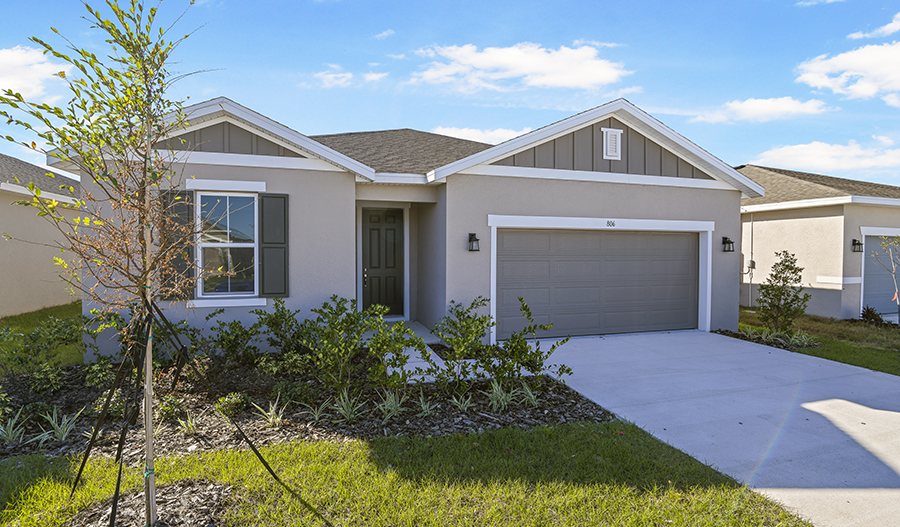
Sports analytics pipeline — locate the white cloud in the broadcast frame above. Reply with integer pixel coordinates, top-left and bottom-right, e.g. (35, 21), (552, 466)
(692, 97), (831, 123)
(796, 41), (900, 103)
(363, 72), (388, 82)
(849, 12), (900, 39)
(411, 42), (632, 92)
(572, 39), (622, 48)
(753, 140), (900, 171)
(874, 135), (895, 146)
(314, 65), (353, 88)
(884, 93), (900, 107)
(796, 0), (844, 5)
(0, 46), (71, 103)
(375, 29), (395, 40)
(432, 126), (533, 145)
(606, 86), (643, 98)
(388, 53), (407, 60)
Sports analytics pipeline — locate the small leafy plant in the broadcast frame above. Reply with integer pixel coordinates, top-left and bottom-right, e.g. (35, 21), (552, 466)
(374, 389), (406, 424)
(861, 305), (885, 324)
(39, 406), (84, 442)
(177, 413), (198, 435)
(0, 408), (27, 445)
(449, 393), (474, 413)
(484, 379), (518, 413)
(206, 310), (262, 365)
(300, 399), (330, 424)
(253, 298), (314, 374)
(332, 388), (366, 423)
(84, 356), (115, 389)
(271, 381), (314, 407)
(30, 364), (64, 394)
(156, 394), (185, 422)
(757, 250), (811, 333)
(416, 391), (439, 418)
(91, 389), (128, 420)
(252, 396), (287, 428)
(367, 319), (424, 391)
(519, 381), (539, 407)
(0, 386), (12, 420)
(215, 392), (251, 417)
(426, 296), (495, 393)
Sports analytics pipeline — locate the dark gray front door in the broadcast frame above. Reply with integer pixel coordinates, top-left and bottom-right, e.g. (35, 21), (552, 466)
(362, 208), (403, 315)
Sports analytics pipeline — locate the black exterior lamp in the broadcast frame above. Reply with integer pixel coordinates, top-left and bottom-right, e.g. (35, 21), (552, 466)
(468, 233), (480, 252)
(852, 239), (864, 253)
(722, 237), (735, 253)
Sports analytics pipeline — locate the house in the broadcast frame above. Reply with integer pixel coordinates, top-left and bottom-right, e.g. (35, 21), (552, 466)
(57, 97), (763, 352)
(0, 152), (81, 317)
(738, 164), (900, 320)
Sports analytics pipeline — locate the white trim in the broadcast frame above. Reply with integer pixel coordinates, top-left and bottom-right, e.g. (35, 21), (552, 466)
(172, 151), (346, 172)
(601, 127), (623, 160)
(0, 182), (79, 205)
(486, 214), (715, 343)
(368, 173), (431, 185)
(857, 228), (900, 318)
(188, 298), (267, 308)
(195, 191), (259, 299)
(186, 179), (266, 192)
(817, 276), (862, 285)
(742, 195), (900, 214)
(356, 203), (411, 321)
(462, 164), (735, 191)
(428, 98), (764, 198)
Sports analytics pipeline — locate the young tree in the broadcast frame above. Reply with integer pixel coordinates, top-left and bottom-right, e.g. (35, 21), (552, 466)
(756, 250), (811, 333)
(0, 1), (196, 524)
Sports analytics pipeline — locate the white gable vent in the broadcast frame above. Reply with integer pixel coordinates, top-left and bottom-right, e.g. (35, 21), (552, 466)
(601, 128), (623, 161)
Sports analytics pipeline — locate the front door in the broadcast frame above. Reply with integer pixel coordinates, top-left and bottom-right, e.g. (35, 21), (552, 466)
(362, 208), (404, 315)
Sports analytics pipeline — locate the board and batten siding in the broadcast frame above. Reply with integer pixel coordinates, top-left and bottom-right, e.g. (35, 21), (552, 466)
(493, 117), (713, 180)
(161, 122), (305, 158)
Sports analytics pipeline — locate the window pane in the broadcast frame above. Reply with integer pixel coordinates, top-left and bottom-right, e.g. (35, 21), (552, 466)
(229, 247), (255, 292)
(203, 247), (255, 294)
(229, 196), (255, 243)
(200, 195), (228, 243)
(203, 247), (229, 293)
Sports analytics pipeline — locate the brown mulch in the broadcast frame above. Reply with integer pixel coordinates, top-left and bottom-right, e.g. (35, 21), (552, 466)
(1, 360), (615, 526)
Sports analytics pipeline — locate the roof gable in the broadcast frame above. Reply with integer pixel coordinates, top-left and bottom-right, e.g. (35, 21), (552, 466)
(738, 165), (900, 206)
(431, 99), (764, 197)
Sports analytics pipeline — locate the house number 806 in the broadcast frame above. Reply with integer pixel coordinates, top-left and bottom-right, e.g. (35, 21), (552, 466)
(606, 220), (616, 227)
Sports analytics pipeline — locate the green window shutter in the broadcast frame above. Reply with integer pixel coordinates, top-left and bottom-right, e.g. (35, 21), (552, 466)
(259, 193), (289, 297)
(160, 190), (195, 300)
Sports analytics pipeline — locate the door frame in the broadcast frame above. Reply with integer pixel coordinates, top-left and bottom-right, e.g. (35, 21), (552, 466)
(487, 214), (715, 343)
(357, 201), (410, 320)
(859, 226), (900, 317)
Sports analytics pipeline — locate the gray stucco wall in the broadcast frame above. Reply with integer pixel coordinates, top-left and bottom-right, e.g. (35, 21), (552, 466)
(0, 188), (80, 317)
(437, 173), (742, 333)
(414, 187), (447, 329)
(842, 203), (900, 319)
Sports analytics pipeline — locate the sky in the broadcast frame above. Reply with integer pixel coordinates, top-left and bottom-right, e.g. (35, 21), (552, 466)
(2, 0), (900, 184)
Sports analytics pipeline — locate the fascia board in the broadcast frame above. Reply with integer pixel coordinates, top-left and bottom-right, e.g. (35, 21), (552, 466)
(742, 195), (900, 213)
(429, 98), (765, 199)
(178, 98), (376, 181)
(0, 182), (79, 204)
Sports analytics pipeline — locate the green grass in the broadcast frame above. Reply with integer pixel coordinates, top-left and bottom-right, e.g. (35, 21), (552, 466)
(0, 421), (812, 526)
(740, 308), (900, 376)
(0, 301), (83, 372)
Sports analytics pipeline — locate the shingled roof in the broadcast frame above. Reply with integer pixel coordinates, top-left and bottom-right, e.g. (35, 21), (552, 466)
(310, 128), (492, 175)
(737, 164), (900, 206)
(0, 152), (80, 198)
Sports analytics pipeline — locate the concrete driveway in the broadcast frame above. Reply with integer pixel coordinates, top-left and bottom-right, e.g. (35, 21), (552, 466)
(550, 331), (900, 527)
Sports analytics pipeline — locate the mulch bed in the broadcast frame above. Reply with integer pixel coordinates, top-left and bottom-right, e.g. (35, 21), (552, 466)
(713, 328), (822, 352)
(2, 359), (615, 526)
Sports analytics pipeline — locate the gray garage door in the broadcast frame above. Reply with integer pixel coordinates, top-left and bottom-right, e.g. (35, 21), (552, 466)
(496, 229), (699, 339)
(863, 236), (900, 315)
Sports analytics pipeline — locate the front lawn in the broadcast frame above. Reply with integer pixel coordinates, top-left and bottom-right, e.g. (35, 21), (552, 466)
(739, 307), (900, 376)
(0, 302), (83, 373)
(1, 421), (812, 526)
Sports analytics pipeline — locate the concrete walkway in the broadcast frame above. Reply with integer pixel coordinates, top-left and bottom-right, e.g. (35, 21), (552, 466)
(550, 331), (900, 527)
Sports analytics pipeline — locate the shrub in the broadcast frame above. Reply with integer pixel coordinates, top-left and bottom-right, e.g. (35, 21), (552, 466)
(30, 364), (64, 394)
(861, 305), (885, 324)
(253, 299), (315, 373)
(757, 250), (811, 333)
(156, 394), (185, 422)
(367, 319), (425, 391)
(205, 310), (261, 365)
(84, 356), (115, 389)
(271, 380), (315, 407)
(91, 388), (128, 420)
(0, 386), (12, 420)
(22, 401), (54, 424)
(299, 296), (385, 390)
(0, 316), (83, 375)
(425, 296), (495, 392)
(215, 392), (251, 417)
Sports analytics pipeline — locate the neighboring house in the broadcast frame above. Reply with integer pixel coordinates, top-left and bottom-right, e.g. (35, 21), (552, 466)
(56, 97), (763, 354)
(0, 153), (81, 317)
(738, 164), (900, 319)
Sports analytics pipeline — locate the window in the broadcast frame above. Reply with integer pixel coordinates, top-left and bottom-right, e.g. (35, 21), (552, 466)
(197, 192), (257, 296)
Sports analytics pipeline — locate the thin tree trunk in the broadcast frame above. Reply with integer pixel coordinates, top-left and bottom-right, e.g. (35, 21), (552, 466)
(143, 321), (157, 525)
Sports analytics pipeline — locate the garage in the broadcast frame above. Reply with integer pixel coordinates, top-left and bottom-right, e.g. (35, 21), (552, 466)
(863, 235), (899, 315)
(495, 229), (699, 339)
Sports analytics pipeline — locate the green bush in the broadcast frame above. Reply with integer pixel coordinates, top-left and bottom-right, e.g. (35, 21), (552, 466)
(215, 392), (251, 417)
(0, 386), (11, 420)
(367, 319), (425, 391)
(253, 299), (315, 373)
(30, 364), (64, 394)
(425, 296), (495, 392)
(156, 394), (185, 422)
(0, 316), (83, 375)
(757, 250), (811, 333)
(22, 401), (54, 424)
(861, 305), (885, 324)
(271, 381), (315, 407)
(91, 388), (128, 420)
(205, 310), (261, 365)
(84, 356), (115, 389)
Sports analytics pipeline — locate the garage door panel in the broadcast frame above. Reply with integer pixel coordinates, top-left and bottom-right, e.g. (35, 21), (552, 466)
(497, 229), (698, 338)
(863, 236), (899, 314)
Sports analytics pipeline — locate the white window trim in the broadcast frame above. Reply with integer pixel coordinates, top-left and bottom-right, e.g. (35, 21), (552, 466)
(487, 214), (715, 343)
(356, 202), (411, 320)
(601, 128), (623, 161)
(187, 179), (266, 192)
(195, 191), (260, 301)
(858, 226), (900, 318)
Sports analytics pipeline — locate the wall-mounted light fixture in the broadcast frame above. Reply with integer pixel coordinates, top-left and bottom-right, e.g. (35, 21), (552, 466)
(722, 237), (735, 253)
(852, 239), (863, 253)
(468, 233), (480, 252)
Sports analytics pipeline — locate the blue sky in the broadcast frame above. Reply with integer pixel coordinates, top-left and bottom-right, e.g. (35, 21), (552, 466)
(2, 0), (900, 184)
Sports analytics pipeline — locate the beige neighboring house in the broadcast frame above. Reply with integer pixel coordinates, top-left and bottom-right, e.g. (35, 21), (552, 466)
(54, 97), (764, 355)
(738, 164), (900, 320)
(0, 152), (81, 317)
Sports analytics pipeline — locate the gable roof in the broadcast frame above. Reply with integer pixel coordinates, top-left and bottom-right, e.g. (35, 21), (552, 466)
(0, 152), (80, 199)
(429, 99), (764, 198)
(737, 165), (900, 207)
(311, 129), (491, 175)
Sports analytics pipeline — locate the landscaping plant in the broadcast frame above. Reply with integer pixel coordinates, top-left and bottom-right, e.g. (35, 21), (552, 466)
(0, 408), (27, 445)
(860, 305), (885, 324)
(215, 392), (251, 417)
(84, 356), (115, 389)
(757, 250), (811, 332)
(427, 296), (496, 393)
(332, 388), (366, 423)
(252, 396), (287, 428)
(367, 318), (426, 391)
(156, 394), (185, 422)
(39, 406), (84, 442)
(253, 298), (315, 373)
(374, 389), (407, 424)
